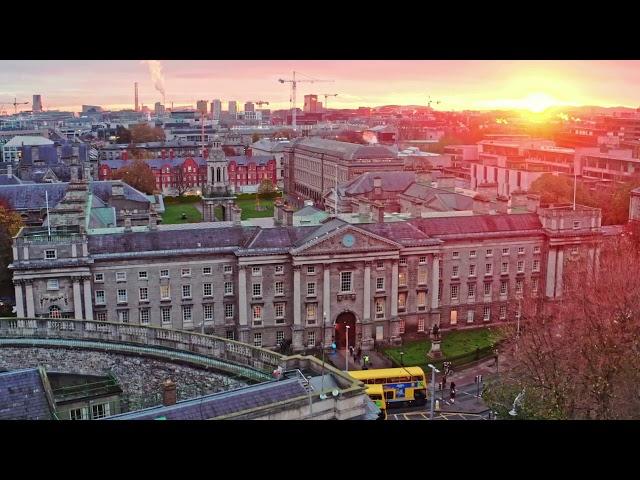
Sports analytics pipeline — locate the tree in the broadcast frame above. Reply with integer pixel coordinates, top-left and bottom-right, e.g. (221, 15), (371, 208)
(529, 173), (573, 204)
(113, 160), (157, 195)
(115, 125), (131, 144)
(172, 166), (191, 197)
(129, 124), (165, 143)
(0, 200), (23, 295)
(258, 179), (275, 196)
(484, 236), (640, 419)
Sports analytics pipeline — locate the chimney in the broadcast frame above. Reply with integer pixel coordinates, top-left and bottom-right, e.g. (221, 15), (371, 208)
(232, 205), (243, 225)
(7, 164), (12, 177)
(493, 195), (509, 214)
(149, 206), (158, 231)
(111, 181), (125, 198)
(510, 190), (528, 209)
(476, 182), (498, 201)
(473, 194), (491, 214)
(371, 202), (385, 223)
(283, 204), (295, 226)
(124, 210), (132, 232)
(373, 176), (383, 198)
(162, 379), (177, 406)
(526, 194), (541, 213)
(436, 176), (456, 190)
(358, 202), (372, 220)
(274, 198), (284, 224)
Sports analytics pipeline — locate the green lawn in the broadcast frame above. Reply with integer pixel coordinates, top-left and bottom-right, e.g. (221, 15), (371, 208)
(384, 327), (504, 368)
(235, 193), (279, 220)
(161, 203), (202, 224)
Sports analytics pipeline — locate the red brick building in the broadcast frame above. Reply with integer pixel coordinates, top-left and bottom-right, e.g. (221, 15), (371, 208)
(227, 153), (277, 192)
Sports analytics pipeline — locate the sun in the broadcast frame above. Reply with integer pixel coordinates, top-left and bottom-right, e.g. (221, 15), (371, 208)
(521, 92), (560, 113)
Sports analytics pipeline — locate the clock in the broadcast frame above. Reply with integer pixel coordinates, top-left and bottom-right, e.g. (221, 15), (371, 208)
(342, 234), (356, 248)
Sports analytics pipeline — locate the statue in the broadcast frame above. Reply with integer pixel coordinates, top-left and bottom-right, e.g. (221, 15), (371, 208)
(428, 322), (443, 359)
(431, 323), (440, 341)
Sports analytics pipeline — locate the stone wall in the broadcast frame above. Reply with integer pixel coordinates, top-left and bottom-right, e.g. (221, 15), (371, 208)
(0, 347), (247, 412)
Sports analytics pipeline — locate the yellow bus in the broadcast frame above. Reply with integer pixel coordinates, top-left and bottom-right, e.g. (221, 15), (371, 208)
(350, 367), (427, 409)
(366, 384), (387, 420)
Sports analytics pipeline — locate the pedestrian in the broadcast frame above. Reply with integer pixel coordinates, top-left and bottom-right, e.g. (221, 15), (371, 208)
(450, 382), (456, 404)
(356, 347), (362, 362)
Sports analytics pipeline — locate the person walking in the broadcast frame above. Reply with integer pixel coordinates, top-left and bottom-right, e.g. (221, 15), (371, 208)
(356, 347), (362, 363)
(450, 382), (456, 404)
(349, 345), (355, 360)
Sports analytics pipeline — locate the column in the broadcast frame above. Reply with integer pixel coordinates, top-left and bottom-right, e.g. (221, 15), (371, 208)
(431, 254), (440, 310)
(555, 248), (564, 298)
(391, 260), (398, 317)
(323, 264), (331, 344)
(293, 266), (301, 326)
(25, 280), (35, 318)
(14, 281), (25, 318)
(545, 247), (557, 298)
(363, 262), (371, 322)
(72, 278), (84, 319)
(238, 266), (248, 326)
(83, 277), (93, 320)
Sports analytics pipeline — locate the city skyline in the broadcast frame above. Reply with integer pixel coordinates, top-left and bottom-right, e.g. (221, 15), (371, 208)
(1, 60), (640, 113)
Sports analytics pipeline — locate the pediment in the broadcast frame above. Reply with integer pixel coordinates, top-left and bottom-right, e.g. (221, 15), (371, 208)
(291, 225), (401, 256)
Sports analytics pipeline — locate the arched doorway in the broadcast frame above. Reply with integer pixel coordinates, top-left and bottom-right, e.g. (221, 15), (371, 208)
(334, 311), (356, 350)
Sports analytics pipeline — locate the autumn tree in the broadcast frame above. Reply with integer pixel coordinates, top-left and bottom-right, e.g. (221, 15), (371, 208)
(172, 166), (191, 197)
(129, 124), (166, 143)
(529, 173), (573, 204)
(484, 236), (640, 419)
(115, 125), (131, 144)
(113, 159), (157, 195)
(258, 179), (275, 196)
(0, 200), (23, 296)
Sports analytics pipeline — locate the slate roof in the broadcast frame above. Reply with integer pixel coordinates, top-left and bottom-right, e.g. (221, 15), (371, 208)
(401, 183), (474, 211)
(0, 175), (22, 186)
(0, 368), (54, 420)
(251, 139), (290, 153)
(101, 157), (208, 170)
(343, 171), (416, 195)
(227, 155), (274, 166)
(106, 379), (308, 420)
(293, 218), (348, 248)
(91, 181), (150, 204)
(246, 225), (317, 251)
(293, 138), (398, 160)
(409, 213), (543, 238)
(3, 136), (54, 148)
(359, 222), (441, 247)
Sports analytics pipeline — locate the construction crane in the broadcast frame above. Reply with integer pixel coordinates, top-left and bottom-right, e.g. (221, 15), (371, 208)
(278, 71), (333, 131)
(426, 96), (441, 109)
(322, 94), (338, 111)
(10, 97), (29, 115)
(254, 101), (269, 108)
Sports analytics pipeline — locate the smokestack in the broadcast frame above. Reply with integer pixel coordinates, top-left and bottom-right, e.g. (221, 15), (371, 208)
(162, 379), (177, 406)
(135, 82), (139, 112)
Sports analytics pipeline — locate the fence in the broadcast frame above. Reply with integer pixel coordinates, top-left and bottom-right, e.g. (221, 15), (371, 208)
(387, 343), (500, 372)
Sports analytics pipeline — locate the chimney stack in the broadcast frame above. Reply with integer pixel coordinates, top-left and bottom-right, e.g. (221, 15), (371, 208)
(373, 176), (382, 197)
(283, 204), (295, 226)
(149, 206), (159, 231)
(7, 164), (12, 177)
(162, 379), (177, 406)
(124, 210), (133, 232)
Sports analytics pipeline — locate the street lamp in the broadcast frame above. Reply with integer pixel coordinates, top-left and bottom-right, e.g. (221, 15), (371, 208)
(399, 351), (405, 367)
(345, 325), (350, 371)
(427, 364), (440, 420)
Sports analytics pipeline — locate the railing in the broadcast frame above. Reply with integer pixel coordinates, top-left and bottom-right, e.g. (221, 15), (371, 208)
(0, 317), (284, 381)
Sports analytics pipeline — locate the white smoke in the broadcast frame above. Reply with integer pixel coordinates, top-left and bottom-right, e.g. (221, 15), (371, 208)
(142, 60), (166, 99)
(362, 131), (378, 144)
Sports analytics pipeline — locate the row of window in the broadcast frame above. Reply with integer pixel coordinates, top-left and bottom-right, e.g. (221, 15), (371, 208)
(94, 265), (234, 283)
(449, 278), (538, 301)
(449, 259), (541, 278)
(449, 304), (521, 324)
(95, 282), (236, 304)
(96, 303), (235, 324)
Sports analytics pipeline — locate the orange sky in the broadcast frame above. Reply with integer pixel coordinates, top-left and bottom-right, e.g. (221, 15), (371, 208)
(1, 60), (639, 113)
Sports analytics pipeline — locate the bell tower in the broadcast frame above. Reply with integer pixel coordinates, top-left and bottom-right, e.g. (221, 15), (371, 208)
(202, 137), (237, 222)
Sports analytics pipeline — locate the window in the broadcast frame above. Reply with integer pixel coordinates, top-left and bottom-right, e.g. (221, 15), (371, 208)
(438, 284), (442, 301)
(532, 277), (539, 293)
(467, 310), (475, 324)
(376, 260), (384, 269)
(182, 285), (191, 299)
(417, 317), (425, 332)
(138, 271), (148, 280)
(468, 283), (476, 300)
(224, 265), (233, 274)
(375, 298), (385, 319)
(47, 279), (59, 291)
(306, 282), (316, 296)
(275, 281), (284, 296)
(94, 273), (104, 283)
(499, 305), (507, 319)
(160, 285), (170, 300)
(70, 407), (89, 420)
(399, 320), (405, 334)
(376, 277), (385, 290)
(182, 306), (192, 323)
(450, 285), (459, 301)
(517, 260), (524, 273)
(484, 282), (491, 296)
(452, 265), (459, 278)
(340, 272), (352, 293)
(501, 262), (509, 274)
(399, 257), (407, 266)
(517, 247), (525, 255)
(307, 331), (316, 348)
(254, 333), (262, 347)
(95, 312), (106, 322)
(516, 279), (524, 295)
(307, 265), (315, 274)
(500, 281), (508, 296)
(418, 268), (428, 285)
(118, 310), (129, 323)
(469, 264), (476, 277)
(275, 265), (284, 275)
(45, 249), (56, 260)
(251, 305), (263, 324)
(275, 303), (285, 319)
(417, 291), (427, 310)
(306, 303), (317, 323)
(200, 283), (211, 297)
(573, 221), (581, 229)
(483, 306), (491, 322)
(419, 256), (427, 264)
(486, 249), (493, 257)
(252, 266), (262, 276)
(533, 259), (540, 272)
(224, 282), (233, 295)
(116, 271), (126, 282)
(439, 265), (443, 279)
(203, 266), (212, 275)
(226, 330), (235, 340)
(181, 268), (191, 277)
(502, 248), (509, 256)
(252, 283), (262, 297)
(571, 247), (579, 255)
(95, 290), (106, 304)
(450, 309), (458, 325)
(469, 250), (477, 258)
(139, 287), (148, 301)
(276, 331), (285, 345)
(398, 271), (407, 286)
(160, 269), (169, 278)
(533, 246), (541, 254)
(161, 307), (171, 324)
(485, 263), (493, 275)
(225, 304), (234, 319)
(91, 403), (110, 419)
(139, 309), (150, 324)
(117, 289), (127, 303)
(398, 292), (407, 310)
(452, 251), (460, 259)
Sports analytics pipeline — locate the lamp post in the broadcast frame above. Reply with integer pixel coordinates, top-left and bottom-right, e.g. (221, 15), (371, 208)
(427, 363), (440, 420)
(321, 312), (327, 395)
(345, 325), (350, 371)
(399, 351), (404, 367)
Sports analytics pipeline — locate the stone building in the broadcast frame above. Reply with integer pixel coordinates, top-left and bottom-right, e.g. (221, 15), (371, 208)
(10, 174), (607, 352)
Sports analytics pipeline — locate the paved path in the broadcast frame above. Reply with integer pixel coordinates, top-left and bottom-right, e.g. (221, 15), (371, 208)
(328, 349), (392, 372)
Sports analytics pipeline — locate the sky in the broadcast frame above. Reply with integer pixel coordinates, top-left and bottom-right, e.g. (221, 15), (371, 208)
(0, 60), (639, 113)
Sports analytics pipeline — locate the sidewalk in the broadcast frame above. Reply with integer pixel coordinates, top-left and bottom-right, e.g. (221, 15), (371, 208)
(327, 349), (392, 371)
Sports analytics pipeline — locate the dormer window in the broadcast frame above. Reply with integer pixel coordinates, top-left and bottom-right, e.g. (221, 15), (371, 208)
(45, 249), (57, 260)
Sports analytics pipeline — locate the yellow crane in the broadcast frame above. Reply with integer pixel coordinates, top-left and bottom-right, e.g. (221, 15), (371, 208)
(322, 93), (338, 111)
(278, 71), (333, 131)
(11, 97), (29, 115)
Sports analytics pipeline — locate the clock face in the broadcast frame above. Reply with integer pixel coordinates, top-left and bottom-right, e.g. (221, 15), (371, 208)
(342, 234), (356, 248)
